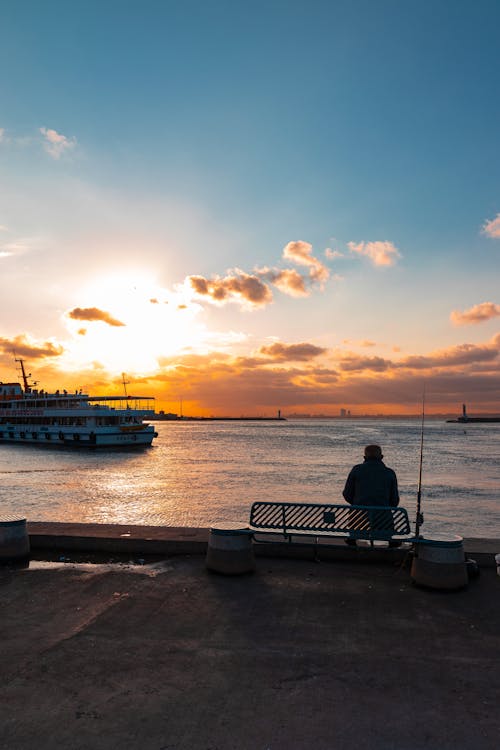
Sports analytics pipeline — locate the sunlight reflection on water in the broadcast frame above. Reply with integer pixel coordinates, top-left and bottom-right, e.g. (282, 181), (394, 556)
(0, 419), (498, 537)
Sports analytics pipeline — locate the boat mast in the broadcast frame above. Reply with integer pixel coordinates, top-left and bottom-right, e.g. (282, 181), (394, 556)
(121, 372), (130, 398)
(15, 358), (34, 393)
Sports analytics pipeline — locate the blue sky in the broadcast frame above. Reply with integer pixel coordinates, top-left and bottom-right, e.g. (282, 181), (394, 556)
(1, 1), (499, 413)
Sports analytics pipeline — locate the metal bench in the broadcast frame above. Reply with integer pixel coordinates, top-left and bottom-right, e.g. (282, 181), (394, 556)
(249, 501), (412, 546)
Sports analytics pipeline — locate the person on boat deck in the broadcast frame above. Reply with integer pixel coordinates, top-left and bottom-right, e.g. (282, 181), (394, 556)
(342, 444), (400, 547)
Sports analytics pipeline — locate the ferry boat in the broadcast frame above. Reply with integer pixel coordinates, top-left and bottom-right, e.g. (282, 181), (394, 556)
(0, 360), (158, 448)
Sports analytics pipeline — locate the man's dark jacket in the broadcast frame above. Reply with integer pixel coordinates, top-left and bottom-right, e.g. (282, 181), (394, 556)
(342, 457), (399, 506)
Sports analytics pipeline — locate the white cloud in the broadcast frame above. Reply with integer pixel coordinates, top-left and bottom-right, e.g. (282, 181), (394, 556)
(186, 270), (273, 308)
(0, 128), (5, 142)
(39, 127), (77, 159)
(325, 248), (344, 259)
(255, 266), (309, 297)
(482, 213), (500, 239)
(282, 241), (330, 285)
(1, 240), (31, 255)
(347, 240), (401, 267)
(450, 302), (500, 325)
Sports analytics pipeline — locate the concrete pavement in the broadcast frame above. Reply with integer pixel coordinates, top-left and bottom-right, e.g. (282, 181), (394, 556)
(1, 552), (499, 750)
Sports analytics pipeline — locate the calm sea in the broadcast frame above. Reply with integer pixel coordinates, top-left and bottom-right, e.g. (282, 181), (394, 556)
(1, 419), (499, 537)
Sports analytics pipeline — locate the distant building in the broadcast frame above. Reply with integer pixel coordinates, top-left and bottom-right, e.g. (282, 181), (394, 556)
(340, 408), (346, 417)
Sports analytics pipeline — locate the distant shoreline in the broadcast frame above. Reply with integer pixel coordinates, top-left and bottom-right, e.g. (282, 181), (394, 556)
(152, 416), (286, 422)
(152, 413), (500, 422)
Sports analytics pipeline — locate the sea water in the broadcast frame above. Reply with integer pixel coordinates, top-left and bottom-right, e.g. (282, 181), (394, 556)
(0, 419), (499, 537)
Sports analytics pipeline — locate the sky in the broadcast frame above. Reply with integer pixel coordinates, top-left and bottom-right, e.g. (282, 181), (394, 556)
(0, 0), (499, 415)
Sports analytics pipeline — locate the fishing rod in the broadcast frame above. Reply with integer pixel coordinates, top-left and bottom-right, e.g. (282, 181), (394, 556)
(415, 387), (425, 539)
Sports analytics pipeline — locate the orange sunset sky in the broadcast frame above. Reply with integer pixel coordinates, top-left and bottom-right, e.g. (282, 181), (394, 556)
(1, 2), (499, 416)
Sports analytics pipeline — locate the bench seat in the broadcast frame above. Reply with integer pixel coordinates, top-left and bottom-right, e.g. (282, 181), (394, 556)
(249, 501), (412, 544)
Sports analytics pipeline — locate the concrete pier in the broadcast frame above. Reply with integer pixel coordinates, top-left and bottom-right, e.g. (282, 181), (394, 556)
(27, 521), (499, 567)
(0, 523), (498, 749)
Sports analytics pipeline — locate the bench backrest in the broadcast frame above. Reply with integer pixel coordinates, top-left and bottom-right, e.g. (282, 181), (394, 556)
(249, 502), (411, 540)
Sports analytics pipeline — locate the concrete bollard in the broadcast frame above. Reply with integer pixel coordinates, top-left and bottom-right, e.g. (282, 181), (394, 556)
(411, 535), (468, 590)
(0, 516), (30, 565)
(206, 523), (255, 575)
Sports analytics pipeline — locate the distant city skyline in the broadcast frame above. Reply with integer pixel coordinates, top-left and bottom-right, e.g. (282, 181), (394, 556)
(1, 1), (499, 415)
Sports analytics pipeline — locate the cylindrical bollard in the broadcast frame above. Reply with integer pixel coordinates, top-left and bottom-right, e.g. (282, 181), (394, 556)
(411, 535), (467, 590)
(206, 523), (255, 575)
(0, 516), (30, 564)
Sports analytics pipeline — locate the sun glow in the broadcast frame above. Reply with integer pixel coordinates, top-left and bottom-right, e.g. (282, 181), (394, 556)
(61, 272), (207, 374)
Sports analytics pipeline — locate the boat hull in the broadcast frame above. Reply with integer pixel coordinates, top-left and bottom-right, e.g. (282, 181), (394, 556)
(0, 426), (157, 448)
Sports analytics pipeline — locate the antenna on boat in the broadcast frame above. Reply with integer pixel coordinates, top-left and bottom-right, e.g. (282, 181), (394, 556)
(415, 386), (426, 539)
(121, 373), (130, 398)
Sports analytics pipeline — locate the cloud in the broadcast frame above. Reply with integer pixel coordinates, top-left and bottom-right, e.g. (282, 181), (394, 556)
(256, 267), (309, 297)
(259, 342), (327, 361)
(342, 339), (377, 347)
(481, 213), (500, 238)
(0, 128), (5, 143)
(150, 354), (337, 412)
(67, 307), (126, 327)
(0, 240), (34, 257)
(398, 342), (498, 369)
(336, 337), (500, 374)
(450, 302), (500, 326)
(142, 343), (500, 415)
(0, 334), (64, 360)
(282, 241), (330, 284)
(348, 240), (401, 266)
(187, 270), (273, 308)
(180, 239), (331, 310)
(325, 248), (344, 259)
(11, 331), (498, 415)
(39, 127), (77, 159)
(339, 354), (391, 372)
(0, 226), (44, 261)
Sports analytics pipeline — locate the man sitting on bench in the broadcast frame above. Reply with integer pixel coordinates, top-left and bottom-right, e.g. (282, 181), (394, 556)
(342, 444), (401, 547)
